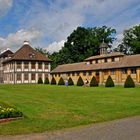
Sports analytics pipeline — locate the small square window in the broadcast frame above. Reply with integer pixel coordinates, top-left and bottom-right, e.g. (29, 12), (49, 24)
(111, 70), (115, 75)
(122, 69), (127, 74)
(131, 68), (136, 74)
(83, 72), (86, 76)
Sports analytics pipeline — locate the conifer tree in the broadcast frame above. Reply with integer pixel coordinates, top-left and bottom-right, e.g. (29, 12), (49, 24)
(68, 77), (74, 85)
(90, 76), (98, 87)
(38, 77), (43, 84)
(58, 77), (65, 85)
(51, 77), (56, 85)
(77, 76), (84, 86)
(44, 77), (49, 84)
(124, 75), (135, 88)
(105, 75), (114, 87)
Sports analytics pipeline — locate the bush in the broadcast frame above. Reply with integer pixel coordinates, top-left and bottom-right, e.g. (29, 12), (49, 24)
(90, 76), (98, 87)
(68, 77), (74, 85)
(124, 75), (135, 88)
(58, 77), (65, 85)
(38, 77), (43, 84)
(0, 106), (23, 119)
(50, 77), (56, 85)
(77, 76), (84, 86)
(44, 77), (49, 84)
(105, 75), (114, 87)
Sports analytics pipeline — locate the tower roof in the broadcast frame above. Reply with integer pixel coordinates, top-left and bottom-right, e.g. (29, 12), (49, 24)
(100, 41), (108, 48)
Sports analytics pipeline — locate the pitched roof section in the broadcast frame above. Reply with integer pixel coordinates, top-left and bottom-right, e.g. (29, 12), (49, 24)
(85, 52), (124, 61)
(0, 50), (13, 58)
(51, 54), (140, 73)
(3, 44), (52, 63)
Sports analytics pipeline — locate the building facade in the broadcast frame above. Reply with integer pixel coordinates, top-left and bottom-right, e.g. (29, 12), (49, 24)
(51, 42), (140, 85)
(0, 49), (13, 83)
(2, 41), (52, 84)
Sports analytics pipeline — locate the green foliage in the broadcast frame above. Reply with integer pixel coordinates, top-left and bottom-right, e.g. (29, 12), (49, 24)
(50, 26), (116, 69)
(105, 75), (115, 87)
(77, 76), (84, 86)
(115, 24), (140, 54)
(58, 77), (65, 85)
(90, 76), (98, 87)
(124, 75), (135, 88)
(0, 106), (23, 119)
(50, 77), (56, 85)
(44, 77), (49, 84)
(68, 77), (74, 85)
(35, 47), (50, 56)
(38, 77), (43, 84)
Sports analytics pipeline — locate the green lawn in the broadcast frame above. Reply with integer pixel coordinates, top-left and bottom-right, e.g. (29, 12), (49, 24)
(0, 84), (140, 135)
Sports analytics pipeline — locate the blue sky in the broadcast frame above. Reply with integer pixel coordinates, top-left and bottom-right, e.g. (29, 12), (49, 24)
(0, 0), (140, 53)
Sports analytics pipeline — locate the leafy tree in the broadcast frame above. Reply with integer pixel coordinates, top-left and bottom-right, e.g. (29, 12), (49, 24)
(77, 76), (84, 86)
(90, 76), (98, 87)
(68, 77), (74, 85)
(124, 75), (135, 88)
(115, 24), (140, 54)
(38, 77), (43, 84)
(105, 75), (114, 87)
(44, 77), (49, 84)
(50, 77), (56, 85)
(35, 47), (50, 56)
(50, 26), (116, 69)
(58, 77), (65, 85)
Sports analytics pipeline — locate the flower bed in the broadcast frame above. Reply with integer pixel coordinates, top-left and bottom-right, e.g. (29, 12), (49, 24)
(0, 106), (23, 120)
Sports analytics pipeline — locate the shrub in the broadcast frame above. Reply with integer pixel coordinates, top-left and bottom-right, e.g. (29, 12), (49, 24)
(58, 77), (65, 85)
(44, 77), (49, 84)
(38, 77), (43, 84)
(50, 77), (56, 85)
(124, 75), (135, 88)
(105, 75), (114, 87)
(90, 76), (98, 87)
(77, 76), (84, 86)
(0, 106), (23, 119)
(68, 77), (74, 85)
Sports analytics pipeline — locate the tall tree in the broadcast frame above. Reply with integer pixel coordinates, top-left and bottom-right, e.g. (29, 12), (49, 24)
(116, 24), (140, 54)
(51, 26), (116, 69)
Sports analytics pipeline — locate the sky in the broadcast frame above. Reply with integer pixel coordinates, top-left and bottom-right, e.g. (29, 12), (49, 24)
(0, 0), (140, 53)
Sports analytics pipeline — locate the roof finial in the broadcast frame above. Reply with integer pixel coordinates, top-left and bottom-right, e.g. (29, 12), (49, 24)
(23, 40), (29, 45)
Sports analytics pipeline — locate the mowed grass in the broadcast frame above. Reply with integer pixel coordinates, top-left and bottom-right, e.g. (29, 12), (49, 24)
(0, 84), (140, 135)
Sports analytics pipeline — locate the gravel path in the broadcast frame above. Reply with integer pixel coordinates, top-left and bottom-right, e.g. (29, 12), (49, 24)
(0, 116), (140, 140)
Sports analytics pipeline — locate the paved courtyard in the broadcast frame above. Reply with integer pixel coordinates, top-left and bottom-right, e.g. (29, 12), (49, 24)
(0, 116), (140, 140)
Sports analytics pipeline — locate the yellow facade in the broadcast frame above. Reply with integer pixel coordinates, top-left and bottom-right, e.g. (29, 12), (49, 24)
(51, 68), (140, 85)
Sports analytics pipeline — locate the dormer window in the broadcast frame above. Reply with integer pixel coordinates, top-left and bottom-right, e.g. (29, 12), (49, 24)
(112, 58), (115, 62)
(29, 53), (36, 59)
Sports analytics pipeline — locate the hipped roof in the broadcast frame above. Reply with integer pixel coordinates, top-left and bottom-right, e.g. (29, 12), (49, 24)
(3, 44), (52, 63)
(51, 54), (140, 73)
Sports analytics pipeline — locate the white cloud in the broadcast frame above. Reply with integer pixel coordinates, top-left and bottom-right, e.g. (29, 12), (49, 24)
(112, 33), (124, 49)
(0, 0), (13, 17)
(46, 40), (65, 53)
(0, 0), (140, 53)
(0, 29), (42, 52)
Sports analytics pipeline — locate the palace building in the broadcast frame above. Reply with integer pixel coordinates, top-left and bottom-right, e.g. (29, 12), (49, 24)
(1, 41), (52, 84)
(51, 42), (140, 85)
